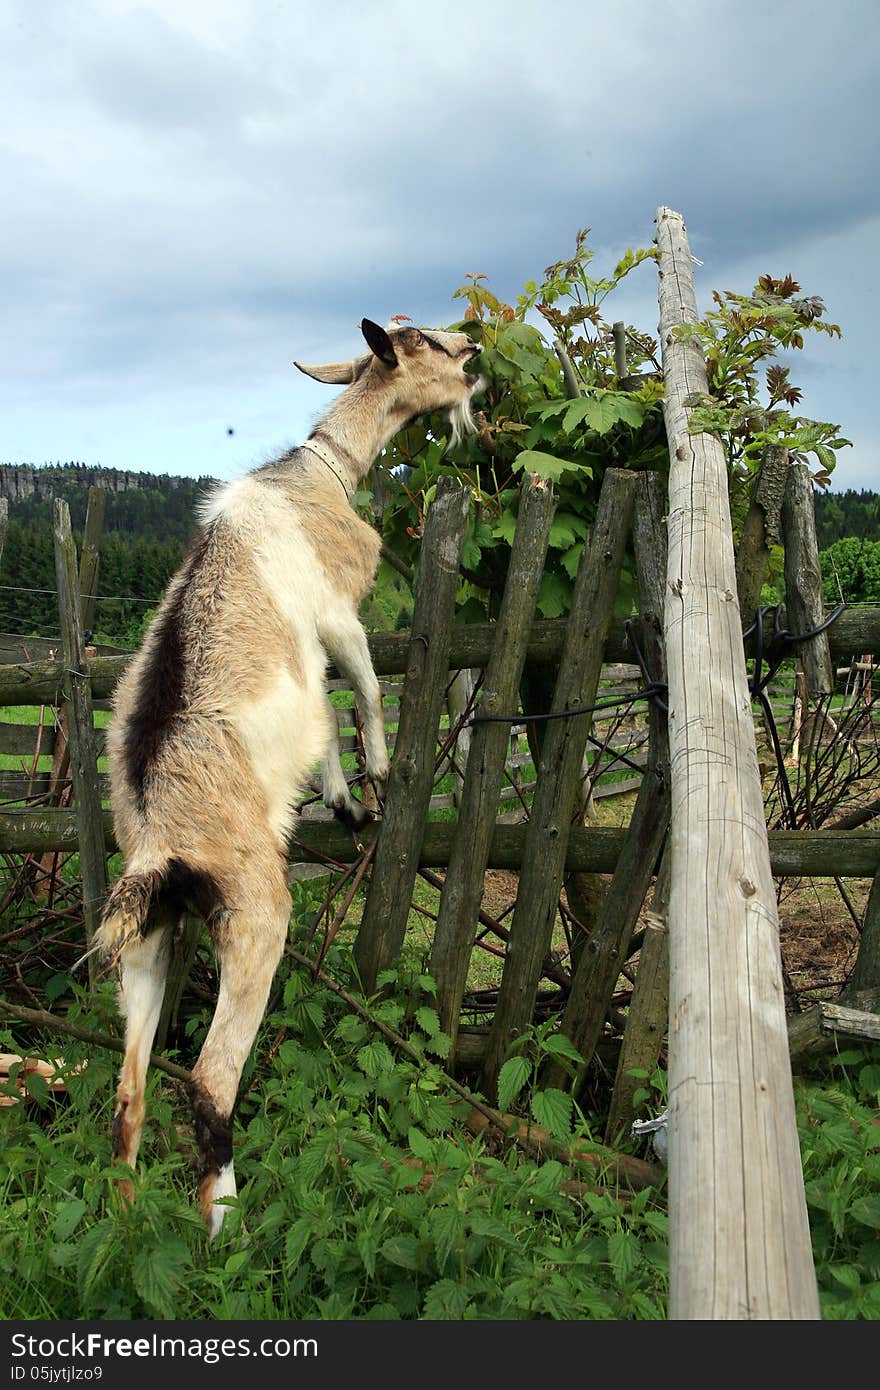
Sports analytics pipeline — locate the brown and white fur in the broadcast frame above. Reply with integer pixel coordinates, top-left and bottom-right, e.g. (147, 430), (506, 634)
(95, 319), (482, 1235)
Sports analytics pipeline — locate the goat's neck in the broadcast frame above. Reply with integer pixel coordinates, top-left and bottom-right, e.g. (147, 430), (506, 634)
(311, 379), (412, 484)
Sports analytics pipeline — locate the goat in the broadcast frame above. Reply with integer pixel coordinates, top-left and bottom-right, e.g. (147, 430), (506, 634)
(95, 318), (482, 1235)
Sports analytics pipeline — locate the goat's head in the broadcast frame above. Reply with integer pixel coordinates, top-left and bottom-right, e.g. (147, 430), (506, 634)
(296, 319), (484, 446)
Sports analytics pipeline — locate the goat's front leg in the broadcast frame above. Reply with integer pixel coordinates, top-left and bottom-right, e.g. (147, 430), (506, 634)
(321, 697), (372, 831)
(319, 612), (389, 795)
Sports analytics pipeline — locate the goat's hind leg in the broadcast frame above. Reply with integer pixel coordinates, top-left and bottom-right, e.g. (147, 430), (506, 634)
(112, 917), (173, 1192)
(188, 879), (289, 1237)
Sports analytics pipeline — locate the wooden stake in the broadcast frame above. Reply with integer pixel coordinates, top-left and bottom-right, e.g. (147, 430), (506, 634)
(548, 472), (670, 1087)
(657, 205), (819, 1319)
(353, 477), (470, 993)
(52, 499), (108, 988)
(430, 474), (556, 1053)
(782, 460), (833, 697)
(480, 468), (638, 1101)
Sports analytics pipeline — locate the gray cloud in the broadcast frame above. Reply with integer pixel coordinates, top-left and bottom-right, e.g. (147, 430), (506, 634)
(1, 0), (876, 488)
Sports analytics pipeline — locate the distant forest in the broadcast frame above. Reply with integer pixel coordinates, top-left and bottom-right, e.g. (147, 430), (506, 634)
(0, 463), (214, 647)
(0, 464), (877, 648)
(814, 488), (880, 549)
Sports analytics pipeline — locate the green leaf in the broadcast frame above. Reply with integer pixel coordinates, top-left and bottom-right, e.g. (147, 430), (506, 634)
(407, 1127), (434, 1162)
(497, 1055), (530, 1113)
(561, 542), (584, 580)
(548, 515), (577, 550)
(537, 571), (570, 618)
(829, 1263), (861, 1291)
(542, 1034), (585, 1065)
(54, 1198), (88, 1242)
(423, 1277), (470, 1319)
(415, 1006), (441, 1037)
(513, 450), (583, 483)
(357, 1040), (395, 1078)
(24, 1071), (50, 1104)
(132, 1237), (191, 1319)
(75, 1219), (118, 1302)
(531, 1158), (565, 1197)
(530, 1087), (573, 1138)
(45, 973), (72, 1002)
(380, 1235), (423, 1271)
(431, 1205), (465, 1271)
(580, 394), (630, 435)
(335, 1014), (368, 1045)
(607, 1230), (642, 1287)
(850, 1197), (880, 1231)
(492, 509), (519, 544)
(284, 1216), (313, 1270)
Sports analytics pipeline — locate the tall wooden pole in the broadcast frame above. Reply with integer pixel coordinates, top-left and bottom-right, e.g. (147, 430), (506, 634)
(656, 206), (819, 1320)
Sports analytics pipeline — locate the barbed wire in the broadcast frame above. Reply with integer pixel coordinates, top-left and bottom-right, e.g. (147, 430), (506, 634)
(0, 584), (160, 605)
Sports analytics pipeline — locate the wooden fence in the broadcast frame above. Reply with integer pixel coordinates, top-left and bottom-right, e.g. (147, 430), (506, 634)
(1, 208), (880, 1321)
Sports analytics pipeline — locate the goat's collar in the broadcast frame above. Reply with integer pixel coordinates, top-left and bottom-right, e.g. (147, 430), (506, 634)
(301, 437), (356, 501)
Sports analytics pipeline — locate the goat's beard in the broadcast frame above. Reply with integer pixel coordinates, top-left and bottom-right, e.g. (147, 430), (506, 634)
(446, 377), (485, 449)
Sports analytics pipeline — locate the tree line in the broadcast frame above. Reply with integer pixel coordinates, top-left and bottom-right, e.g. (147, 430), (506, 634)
(0, 464), (875, 648)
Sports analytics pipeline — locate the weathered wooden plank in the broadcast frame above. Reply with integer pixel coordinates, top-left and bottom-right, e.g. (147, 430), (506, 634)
(782, 460), (833, 697)
(52, 500), (108, 979)
(550, 472), (670, 1083)
(845, 867), (880, 994)
(353, 478), (471, 993)
(0, 724), (107, 759)
(788, 993), (880, 1059)
(1, 800), (879, 882)
(0, 773), (111, 803)
(604, 902), (669, 1147)
(735, 445), (789, 623)
(480, 468), (639, 1101)
(657, 204), (818, 1320)
(430, 474), (556, 1052)
(1, 605), (878, 707)
(78, 486), (106, 636)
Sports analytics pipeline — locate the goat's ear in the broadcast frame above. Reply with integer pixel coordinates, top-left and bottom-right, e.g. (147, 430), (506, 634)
(294, 359), (357, 385)
(361, 318), (398, 368)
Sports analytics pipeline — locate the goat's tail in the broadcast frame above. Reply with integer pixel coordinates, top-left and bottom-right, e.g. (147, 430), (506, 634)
(91, 867), (169, 971)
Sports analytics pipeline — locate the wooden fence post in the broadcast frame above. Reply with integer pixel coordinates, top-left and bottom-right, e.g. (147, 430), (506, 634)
(52, 500), (108, 988)
(547, 471), (670, 1086)
(353, 477), (470, 994)
(782, 460), (834, 698)
(37, 487), (107, 896)
(657, 204), (819, 1319)
(430, 474), (556, 1054)
(480, 467), (639, 1101)
(604, 883), (669, 1147)
(79, 485), (106, 635)
(605, 478), (673, 1144)
(845, 867), (880, 996)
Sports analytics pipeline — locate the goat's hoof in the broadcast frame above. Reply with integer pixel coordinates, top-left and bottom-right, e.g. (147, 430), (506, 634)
(329, 799), (372, 833)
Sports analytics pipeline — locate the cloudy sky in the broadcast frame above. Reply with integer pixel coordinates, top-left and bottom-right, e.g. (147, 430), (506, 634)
(2, 0), (877, 490)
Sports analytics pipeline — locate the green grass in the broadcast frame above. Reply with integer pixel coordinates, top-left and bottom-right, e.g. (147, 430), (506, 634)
(0, 946), (671, 1321)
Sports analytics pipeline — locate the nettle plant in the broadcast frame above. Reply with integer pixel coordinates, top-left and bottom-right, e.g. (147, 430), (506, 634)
(373, 239), (849, 624)
(379, 230), (665, 621)
(674, 273), (851, 533)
